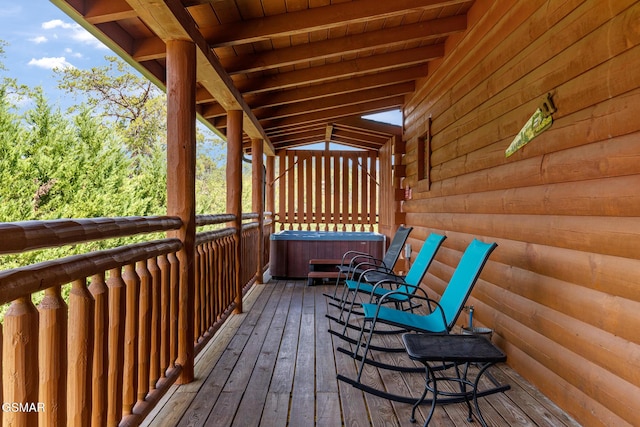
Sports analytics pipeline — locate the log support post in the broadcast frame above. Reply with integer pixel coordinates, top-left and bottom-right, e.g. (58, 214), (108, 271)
(266, 155), (275, 216)
(166, 39), (196, 384)
(227, 110), (244, 313)
(251, 138), (264, 284)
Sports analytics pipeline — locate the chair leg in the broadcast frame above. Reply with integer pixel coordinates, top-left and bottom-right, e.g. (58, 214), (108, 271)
(340, 288), (363, 335)
(355, 317), (377, 383)
(323, 270), (347, 301)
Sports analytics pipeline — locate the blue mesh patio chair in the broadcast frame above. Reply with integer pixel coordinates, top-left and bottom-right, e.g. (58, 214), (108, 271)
(327, 233), (446, 336)
(323, 225), (412, 302)
(335, 239), (499, 403)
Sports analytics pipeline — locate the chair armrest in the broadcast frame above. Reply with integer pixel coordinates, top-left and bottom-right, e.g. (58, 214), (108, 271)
(373, 290), (448, 332)
(340, 250), (374, 267)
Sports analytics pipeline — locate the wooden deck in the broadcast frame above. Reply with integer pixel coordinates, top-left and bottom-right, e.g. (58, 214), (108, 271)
(142, 280), (581, 427)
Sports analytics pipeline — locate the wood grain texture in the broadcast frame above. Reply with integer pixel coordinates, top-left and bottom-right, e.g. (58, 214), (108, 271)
(401, 1), (640, 425)
(148, 280), (579, 427)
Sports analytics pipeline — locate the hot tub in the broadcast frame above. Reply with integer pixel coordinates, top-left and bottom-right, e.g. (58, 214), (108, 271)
(269, 230), (385, 279)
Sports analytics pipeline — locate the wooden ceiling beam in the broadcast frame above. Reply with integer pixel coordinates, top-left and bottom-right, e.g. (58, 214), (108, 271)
(201, 102), (226, 119)
(235, 45), (443, 95)
(325, 125), (333, 144)
(271, 132), (325, 147)
(85, 0), (137, 24)
(216, 86), (407, 127)
(334, 117), (403, 136)
(196, 87), (215, 104)
(200, 0), (470, 47)
(252, 82), (414, 121)
(332, 128), (390, 145)
(258, 97), (405, 131)
(266, 123), (326, 138)
(220, 15), (466, 74)
(330, 136), (384, 151)
(197, 66), (426, 114)
(133, 36), (166, 61)
(124, 0), (274, 155)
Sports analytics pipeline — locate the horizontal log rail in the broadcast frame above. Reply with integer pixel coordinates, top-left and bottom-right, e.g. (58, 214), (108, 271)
(0, 216), (182, 255)
(0, 213), (273, 427)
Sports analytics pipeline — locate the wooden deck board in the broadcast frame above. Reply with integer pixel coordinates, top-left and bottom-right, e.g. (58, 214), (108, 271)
(144, 280), (581, 427)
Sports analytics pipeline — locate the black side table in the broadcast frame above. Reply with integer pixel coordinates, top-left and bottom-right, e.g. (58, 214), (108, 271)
(402, 333), (508, 427)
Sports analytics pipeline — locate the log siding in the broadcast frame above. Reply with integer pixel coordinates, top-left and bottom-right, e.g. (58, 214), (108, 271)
(401, 1), (640, 426)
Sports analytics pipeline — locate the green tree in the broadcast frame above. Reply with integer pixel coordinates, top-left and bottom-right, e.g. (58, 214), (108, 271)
(55, 56), (236, 215)
(57, 56), (166, 158)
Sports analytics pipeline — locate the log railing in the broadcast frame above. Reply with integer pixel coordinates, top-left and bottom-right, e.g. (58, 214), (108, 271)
(0, 213), (272, 427)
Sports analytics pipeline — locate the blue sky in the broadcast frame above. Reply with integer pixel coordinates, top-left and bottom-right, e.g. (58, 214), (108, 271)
(0, 1), (110, 107)
(0, 1), (402, 127)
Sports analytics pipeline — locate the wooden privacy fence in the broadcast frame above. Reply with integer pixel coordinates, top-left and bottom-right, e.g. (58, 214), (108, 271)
(0, 214), (271, 427)
(275, 150), (379, 231)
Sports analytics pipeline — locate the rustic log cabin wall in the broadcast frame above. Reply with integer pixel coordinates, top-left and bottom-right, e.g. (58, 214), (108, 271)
(401, 1), (640, 426)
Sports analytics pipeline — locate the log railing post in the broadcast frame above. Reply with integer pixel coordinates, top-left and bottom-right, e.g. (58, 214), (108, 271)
(157, 254), (171, 377)
(166, 39), (196, 384)
(2, 297), (39, 427)
(148, 258), (161, 390)
(106, 268), (125, 425)
(89, 273), (108, 427)
(136, 260), (152, 402)
(67, 279), (94, 426)
(38, 286), (67, 426)
(227, 109), (243, 313)
(122, 264), (139, 416)
(252, 138), (265, 284)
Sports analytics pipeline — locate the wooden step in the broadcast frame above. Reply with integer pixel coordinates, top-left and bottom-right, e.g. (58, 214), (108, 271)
(307, 270), (341, 286)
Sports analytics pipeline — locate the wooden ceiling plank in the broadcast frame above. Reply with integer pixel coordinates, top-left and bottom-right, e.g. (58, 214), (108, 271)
(285, 0), (309, 13)
(236, 0), (266, 20)
(210, 0), (242, 24)
(202, 0), (468, 47)
(262, 0), (287, 16)
(221, 15), (465, 74)
(235, 45), (443, 94)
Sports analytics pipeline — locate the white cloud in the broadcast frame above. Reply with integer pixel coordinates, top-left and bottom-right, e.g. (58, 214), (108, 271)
(41, 19), (107, 50)
(42, 19), (73, 30)
(29, 36), (48, 44)
(28, 56), (75, 70)
(65, 48), (83, 58)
